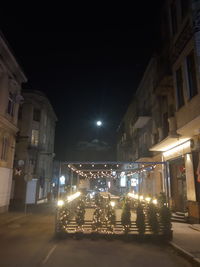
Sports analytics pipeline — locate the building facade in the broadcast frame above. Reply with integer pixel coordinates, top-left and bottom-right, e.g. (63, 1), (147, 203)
(11, 90), (57, 207)
(0, 33), (27, 212)
(117, 0), (200, 222)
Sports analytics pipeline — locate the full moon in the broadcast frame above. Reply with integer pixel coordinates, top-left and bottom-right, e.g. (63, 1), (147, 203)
(96, 120), (102, 126)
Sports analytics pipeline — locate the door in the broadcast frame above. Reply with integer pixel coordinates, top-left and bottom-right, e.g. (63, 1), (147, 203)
(170, 158), (187, 212)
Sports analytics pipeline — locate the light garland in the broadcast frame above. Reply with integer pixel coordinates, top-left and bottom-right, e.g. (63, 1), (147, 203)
(66, 163), (160, 179)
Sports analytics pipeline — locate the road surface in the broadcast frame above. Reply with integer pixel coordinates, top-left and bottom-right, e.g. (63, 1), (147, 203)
(0, 204), (192, 267)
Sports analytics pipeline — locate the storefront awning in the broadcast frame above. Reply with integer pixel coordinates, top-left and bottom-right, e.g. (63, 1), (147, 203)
(149, 136), (190, 152)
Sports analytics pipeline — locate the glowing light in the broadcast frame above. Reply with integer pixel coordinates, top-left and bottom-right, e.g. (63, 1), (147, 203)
(57, 200), (64, 207)
(96, 120), (102, 126)
(163, 139), (191, 156)
(59, 176), (65, 185)
(139, 195), (144, 201)
(67, 191), (81, 202)
(110, 201), (115, 207)
(108, 181), (111, 188)
(145, 197), (151, 202)
(128, 192), (135, 198)
(79, 164), (82, 167)
(104, 164), (107, 167)
(152, 199), (158, 205)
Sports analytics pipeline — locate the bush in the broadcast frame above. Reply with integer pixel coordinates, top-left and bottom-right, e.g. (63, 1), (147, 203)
(147, 203), (159, 235)
(136, 203), (146, 235)
(158, 192), (167, 208)
(159, 205), (172, 236)
(105, 203), (116, 233)
(121, 198), (131, 233)
(92, 207), (103, 232)
(75, 198), (85, 229)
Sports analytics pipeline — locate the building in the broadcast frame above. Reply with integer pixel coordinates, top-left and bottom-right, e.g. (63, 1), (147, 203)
(117, 0), (200, 222)
(0, 33), (27, 212)
(11, 90), (57, 207)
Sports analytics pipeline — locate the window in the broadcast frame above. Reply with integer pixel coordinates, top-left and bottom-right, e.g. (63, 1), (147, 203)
(176, 67), (185, 109)
(31, 130), (39, 146)
(1, 136), (8, 161)
(181, 0), (189, 19)
(163, 112), (169, 138)
(33, 109), (41, 122)
(186, 50), (198, 99)
(18, 106), (22, 120)
(7, 92), (15, 116)
(43, 133), (46, 144)
(170, 1), (178, 35)
(43, 113), (47, 126)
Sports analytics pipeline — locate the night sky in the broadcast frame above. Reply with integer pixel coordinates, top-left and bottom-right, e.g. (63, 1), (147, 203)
(1, 3), (163, 161)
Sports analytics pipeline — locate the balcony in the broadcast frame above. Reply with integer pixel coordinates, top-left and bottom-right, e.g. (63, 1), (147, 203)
(132, 110), (151, 129)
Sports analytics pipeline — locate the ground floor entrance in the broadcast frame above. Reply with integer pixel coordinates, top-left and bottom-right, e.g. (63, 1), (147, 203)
(169, 158), (187, 212)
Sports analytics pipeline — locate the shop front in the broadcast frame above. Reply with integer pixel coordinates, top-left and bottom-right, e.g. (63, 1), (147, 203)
(163, 140), (199, 222)
(168, 157), (187, 212)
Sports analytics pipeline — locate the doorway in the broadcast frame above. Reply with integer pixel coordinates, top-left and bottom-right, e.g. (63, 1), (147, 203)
(169, 157), (187, 212)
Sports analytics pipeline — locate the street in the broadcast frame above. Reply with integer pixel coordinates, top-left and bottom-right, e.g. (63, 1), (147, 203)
(0, 205), (192, 267)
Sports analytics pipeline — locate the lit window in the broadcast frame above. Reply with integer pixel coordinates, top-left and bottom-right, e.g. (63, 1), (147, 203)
(1, 136), (8, 161)
(7, 92), (15, 116)
(31, 130), (39, 146)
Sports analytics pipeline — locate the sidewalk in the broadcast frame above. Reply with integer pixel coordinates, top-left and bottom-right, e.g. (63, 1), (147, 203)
(0, 202), (54, 226)
(171, 222), (200, 266)
(0, 211), (28, 226)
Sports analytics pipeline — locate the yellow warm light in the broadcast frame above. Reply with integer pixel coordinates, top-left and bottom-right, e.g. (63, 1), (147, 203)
(127, 192), (135, 198)
(163, 140), (191, 157)
(57, 200), (64, 207)
(152, 199), (158, 205)
(67, 191), (81, 202)
(110, 201), (115, 207)
(139, 195), (144, 200)
(145, 197), (151, 202)
(134, 194), (139, 200)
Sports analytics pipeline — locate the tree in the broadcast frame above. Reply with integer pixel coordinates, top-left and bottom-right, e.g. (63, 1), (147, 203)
(75, 198), (85, 231)
(105, 202), (116, 233)
(136, 203), (146, 235)
(121, 198), (131, 233)
(147, 203), (159, 235)
(159, 205), (172, 238)
(92, 207), (103, 232)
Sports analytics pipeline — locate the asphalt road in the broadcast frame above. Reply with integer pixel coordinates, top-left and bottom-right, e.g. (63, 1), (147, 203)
(0, 205), (192, 267)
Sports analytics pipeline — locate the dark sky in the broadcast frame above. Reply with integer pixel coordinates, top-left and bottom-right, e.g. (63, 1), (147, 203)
(1, 3), (163, 161)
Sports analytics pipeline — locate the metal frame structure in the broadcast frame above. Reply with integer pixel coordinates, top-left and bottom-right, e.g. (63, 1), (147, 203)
(57, 161), (170, 206)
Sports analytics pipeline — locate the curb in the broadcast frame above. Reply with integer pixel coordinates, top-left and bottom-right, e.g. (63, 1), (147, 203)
(189, 225), (200, 232)
(169, 242), (200, 266)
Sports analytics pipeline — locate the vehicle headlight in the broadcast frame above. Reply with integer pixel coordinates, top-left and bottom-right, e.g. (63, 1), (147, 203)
(57, 200), (64, 207)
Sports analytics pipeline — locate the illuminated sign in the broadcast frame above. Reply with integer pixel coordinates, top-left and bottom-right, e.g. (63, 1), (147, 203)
(131, 178), (137, 187)
(120, 172), (126, 187)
